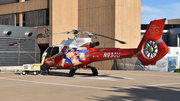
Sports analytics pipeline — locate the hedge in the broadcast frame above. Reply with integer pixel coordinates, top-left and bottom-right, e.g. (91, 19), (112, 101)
(174, 69), (180, 73)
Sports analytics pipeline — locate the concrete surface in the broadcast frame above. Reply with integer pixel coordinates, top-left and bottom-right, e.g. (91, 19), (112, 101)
(0, 66), (21, 72)
(0, 70), (180, 101)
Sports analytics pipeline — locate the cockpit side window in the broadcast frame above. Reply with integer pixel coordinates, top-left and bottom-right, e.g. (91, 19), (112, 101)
(46, 47), (52, 58)
(51, 47), (59, 57)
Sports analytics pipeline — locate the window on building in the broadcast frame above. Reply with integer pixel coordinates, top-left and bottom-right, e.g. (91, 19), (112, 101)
(162, 34), (169, 46)
(25, 9), (49, 27)
(0, 14), (15, 26)
(0, 0), (19, 5)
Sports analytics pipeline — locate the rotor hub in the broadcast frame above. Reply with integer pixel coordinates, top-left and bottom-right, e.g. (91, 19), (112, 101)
(143, 40), (158, 59)
(147, 46), (154, 53)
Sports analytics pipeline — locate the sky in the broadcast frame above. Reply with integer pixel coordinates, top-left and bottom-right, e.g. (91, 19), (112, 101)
(141, 0), (180, 24)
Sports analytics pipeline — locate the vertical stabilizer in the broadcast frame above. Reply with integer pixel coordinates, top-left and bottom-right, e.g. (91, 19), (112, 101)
(135, 19), (168, 65)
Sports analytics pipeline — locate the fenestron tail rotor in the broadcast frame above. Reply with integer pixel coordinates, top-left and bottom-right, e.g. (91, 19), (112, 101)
(143, 40), (158, 59)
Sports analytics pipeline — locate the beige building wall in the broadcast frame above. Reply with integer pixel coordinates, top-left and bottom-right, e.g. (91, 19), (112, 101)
(49, 0), (78, 46)
(78, 0), (116, 70)
(78, 0), (141, 70)
(168, 18), (180, 24)
(115, 0), (141, 48)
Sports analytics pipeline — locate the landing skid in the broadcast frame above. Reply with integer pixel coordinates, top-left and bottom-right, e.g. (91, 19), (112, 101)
(40, 65), (50, 75)
(40, 65), (98, 77)
(69, 68), (77, 77)
(87, 66), (98, 76)
(68, 66), (98, 77)
(40, 69), (50, 75)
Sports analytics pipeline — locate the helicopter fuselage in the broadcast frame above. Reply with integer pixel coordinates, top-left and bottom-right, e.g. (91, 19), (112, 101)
(43, 46), (136, 68)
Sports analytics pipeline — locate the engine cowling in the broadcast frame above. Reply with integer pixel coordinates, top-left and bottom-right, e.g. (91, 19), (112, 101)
(90, 42), (100, 48)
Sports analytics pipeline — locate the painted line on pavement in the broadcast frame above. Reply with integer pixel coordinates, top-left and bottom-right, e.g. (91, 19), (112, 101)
(119, 72), (180, 78)
(0, 77), (115, 90)
(110, 75), (134, 80)
(75, 77), (117, 81)
(0, 77), (180, 91)
(117, 82), (180, 90)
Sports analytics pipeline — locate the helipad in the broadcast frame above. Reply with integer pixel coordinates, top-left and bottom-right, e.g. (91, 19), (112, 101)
(0, 70), (180, 101)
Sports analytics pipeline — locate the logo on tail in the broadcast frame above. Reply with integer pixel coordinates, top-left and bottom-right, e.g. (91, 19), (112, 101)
(149, 25), (159, 35)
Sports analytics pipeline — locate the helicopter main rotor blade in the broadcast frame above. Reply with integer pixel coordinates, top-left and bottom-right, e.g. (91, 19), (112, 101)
(83, 31), (96, 37)
(92, 33), (126, 44)
(8, 29), (126, 46)
(8, 30), (72, 46)
(49, 31), (72, 35)
(82, 31), (126, 44)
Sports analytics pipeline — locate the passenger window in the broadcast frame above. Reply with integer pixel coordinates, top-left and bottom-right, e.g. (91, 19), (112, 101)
(51, 47), (59, 56)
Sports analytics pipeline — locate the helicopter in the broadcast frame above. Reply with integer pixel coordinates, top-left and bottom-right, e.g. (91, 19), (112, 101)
(9, 19), (169, 77)
(38, 18), (168, 77)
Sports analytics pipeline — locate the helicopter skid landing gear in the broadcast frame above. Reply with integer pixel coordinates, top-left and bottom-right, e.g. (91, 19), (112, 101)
(41, 69), (50, 75)
(41, 65), (50, 75)
(69, 68), (77, 77)
(87, 66), (98, 76)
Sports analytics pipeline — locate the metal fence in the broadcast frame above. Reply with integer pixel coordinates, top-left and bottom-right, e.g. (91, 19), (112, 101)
(0, 37), (40, 66)
(114, 57), (168, 72)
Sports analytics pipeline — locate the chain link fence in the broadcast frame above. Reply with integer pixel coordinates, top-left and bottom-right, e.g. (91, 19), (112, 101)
(114, 57), (168, 72)
(0, 37), (40, 66)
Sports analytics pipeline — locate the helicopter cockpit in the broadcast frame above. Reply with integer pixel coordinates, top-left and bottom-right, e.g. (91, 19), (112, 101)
(42, 29), (125, 58)
(43, 37), (92, 58)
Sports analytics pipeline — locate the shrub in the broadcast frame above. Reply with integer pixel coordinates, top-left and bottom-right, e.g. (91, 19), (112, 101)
(174, 69), (180, 73)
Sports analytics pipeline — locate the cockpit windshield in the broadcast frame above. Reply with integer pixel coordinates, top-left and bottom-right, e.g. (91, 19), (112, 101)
(44, 47), (59, 58)
(45, 47), (52, 57)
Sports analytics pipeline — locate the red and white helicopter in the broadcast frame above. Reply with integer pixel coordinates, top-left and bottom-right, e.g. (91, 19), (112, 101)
(9, 19), (168, 76)
(38, 18), (168, 76)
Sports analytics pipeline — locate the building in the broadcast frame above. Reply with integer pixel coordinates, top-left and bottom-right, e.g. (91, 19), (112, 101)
(0, 0), (141, 69)
(168, 18), (180, 24)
